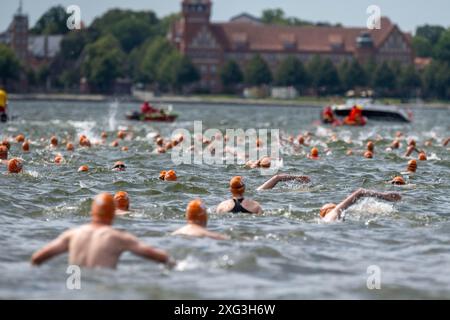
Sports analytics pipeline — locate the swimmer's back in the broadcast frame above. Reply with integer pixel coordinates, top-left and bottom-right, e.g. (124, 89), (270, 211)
(68, 224), (126, 268)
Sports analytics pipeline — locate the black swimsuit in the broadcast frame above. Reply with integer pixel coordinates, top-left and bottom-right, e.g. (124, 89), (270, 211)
(230, 198), (252, 214)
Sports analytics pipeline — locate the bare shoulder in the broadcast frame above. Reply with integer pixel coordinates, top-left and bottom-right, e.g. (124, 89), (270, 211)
(216, 199), (235, 213)
(243, 199), (263, 214)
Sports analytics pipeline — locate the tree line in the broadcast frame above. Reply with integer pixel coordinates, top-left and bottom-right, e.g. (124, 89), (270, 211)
(0, 6), (449, 100)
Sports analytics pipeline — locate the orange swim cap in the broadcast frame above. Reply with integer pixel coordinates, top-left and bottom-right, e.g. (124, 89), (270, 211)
(54, 155), (64, 164)
(101, 132), (108, 139)
(310, 147), (319, 159)
(364, 150), (373, 159)
(50, 136), (58, 147)
(0, 145), (8, 160)
(418, 152), (427, 161)
(91, 193), (115, 224)
(80, 137), (91, 147)
(22, 141), (30, 152)
(117, 130), (126, 140)
(2, 139), (11, 150)
(66, 143), (74, 151)
(114, 191), (130, 211)
(78, 165), (89, 172)
(8, 158), (23, 174)
(407, 159), (417, 172)
(110, 140), (119, 147)
(16, 134), (25, 143)
(391, 176), (406, 185)
(186, 199), (207, 226)
(121, 146), (129, 152)
(366, 141), (374, 152)
(230, 176), (245, 192)
(320, 203), (337, 218)
(164, 170), (177, 181)
(159, 170), (167, 180)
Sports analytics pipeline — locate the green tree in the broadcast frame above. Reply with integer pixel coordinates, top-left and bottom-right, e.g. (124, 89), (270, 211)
(82, 35), (126, 92)
(308, 56), (339, 95)
(339, 59), (367, 90)
(220, 60), (243, 90)
(412, 36), (433, 58)
(261, 9), (286, 25)
(244, 54), (272, 86)
(373, 61), (396, 95)
(0, 44), (21, 85)
(416, 25), (446, 46)
(157, 52), (199, 92)
(398, 65), (421, 97)
(139, 38), (175, 83)
(31, 5), (70, 35)
(434, 29), (450, 62)
(275, 56), (309, 89)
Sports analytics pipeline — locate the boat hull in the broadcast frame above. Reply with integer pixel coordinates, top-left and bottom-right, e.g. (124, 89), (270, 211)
(126, 112), (178, 123)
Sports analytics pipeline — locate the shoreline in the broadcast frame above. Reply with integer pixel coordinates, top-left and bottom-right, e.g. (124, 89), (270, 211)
(8, 93), (450, 109)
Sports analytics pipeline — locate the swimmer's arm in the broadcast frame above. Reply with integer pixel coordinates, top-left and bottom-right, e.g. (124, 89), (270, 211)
(330, 189), (401, 220)
(204, 230), (230, 240)
(443, 138), (450, 146)
(257, 174), (310, 190)
(31, 230), (72, 266)
(122, 233), (171, 265)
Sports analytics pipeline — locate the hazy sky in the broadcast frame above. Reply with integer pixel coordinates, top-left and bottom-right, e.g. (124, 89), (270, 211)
(1, 0), (449, 33)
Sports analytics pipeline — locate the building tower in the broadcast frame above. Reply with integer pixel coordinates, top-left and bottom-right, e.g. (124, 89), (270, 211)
(9, 0), (29, 63)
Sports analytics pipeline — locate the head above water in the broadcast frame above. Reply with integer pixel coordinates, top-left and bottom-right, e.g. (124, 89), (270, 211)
(186, 199), (207, 227)
(0, 145), (7, 160)
(310, 147), (319, 159)
(8, 158), (23, 174)
(259, 157), (271, 168)
(113, 161), (126, 171)
(390, 176), (406, 185)
(164, 170), (177, 181)
(230, 176), (245, 197)
(91, 192), (115, 225)
(114, 191), (130, 211)
(407, 159), (417, 173)
(320, 203), (337, 218)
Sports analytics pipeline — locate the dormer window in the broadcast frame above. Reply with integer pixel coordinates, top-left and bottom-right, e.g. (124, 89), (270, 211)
(280, 34), (296, 50)
(329, 34), (344, 51)
(232, 32), (248, 50)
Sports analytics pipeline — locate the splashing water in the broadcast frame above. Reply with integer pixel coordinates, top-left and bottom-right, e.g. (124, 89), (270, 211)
(108, 100), (119, 131)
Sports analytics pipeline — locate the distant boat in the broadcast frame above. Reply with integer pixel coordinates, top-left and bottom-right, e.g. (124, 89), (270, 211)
(331, 99), (412, 123)
(126, 104), (178, 123)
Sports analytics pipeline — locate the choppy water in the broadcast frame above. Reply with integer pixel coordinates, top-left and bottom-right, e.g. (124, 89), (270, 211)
(1, 100), (449, 299)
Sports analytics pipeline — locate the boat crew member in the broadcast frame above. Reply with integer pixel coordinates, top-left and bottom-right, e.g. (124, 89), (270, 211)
(216, 176), (263, 214)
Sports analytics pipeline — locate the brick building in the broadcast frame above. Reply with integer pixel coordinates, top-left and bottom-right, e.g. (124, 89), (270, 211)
(169, 0), (414, 92)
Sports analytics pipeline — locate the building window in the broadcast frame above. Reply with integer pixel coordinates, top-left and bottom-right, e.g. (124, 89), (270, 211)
(210, 65), (217, 74)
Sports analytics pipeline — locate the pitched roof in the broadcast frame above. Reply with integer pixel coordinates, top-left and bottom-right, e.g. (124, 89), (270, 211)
(209, 17), (401, 53)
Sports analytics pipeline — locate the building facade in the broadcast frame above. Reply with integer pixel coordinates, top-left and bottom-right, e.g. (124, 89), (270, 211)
(169, 0), (414, 92)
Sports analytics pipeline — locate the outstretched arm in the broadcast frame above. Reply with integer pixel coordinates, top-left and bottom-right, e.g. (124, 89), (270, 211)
(31, 230), (72, 266)
(257, 174), (311, 191)
(122, 233), (173, 265)
(326, 188), (401, 222)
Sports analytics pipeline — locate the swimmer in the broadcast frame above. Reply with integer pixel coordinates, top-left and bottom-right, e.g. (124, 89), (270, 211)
(319, 188), (401, 223)
(390, 176), (406, 185)
(78, 165), (89, 172)
(7, 158), (23, 173)
(66, 143), (74, 151)
(0, 145), (8, 161)
(112, 161), (126, 172)
(22, 141), (30, 152)
(257, 174), (311, 191)
(308, 147), (319, 160)
(364, 150), (373, 159)
(216, 176), (263, 214)
(114, 191), (130, 216)
(16, 134), (25, 143)
(407, 159), (417, 173)
(246, 156), (271, 169)
(31, 192), (172, 268)
(50, 136), (58, 148)
(162, 170), (177, 181)
(443, 137), (450, 147)
(172, 199), (229, 240)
